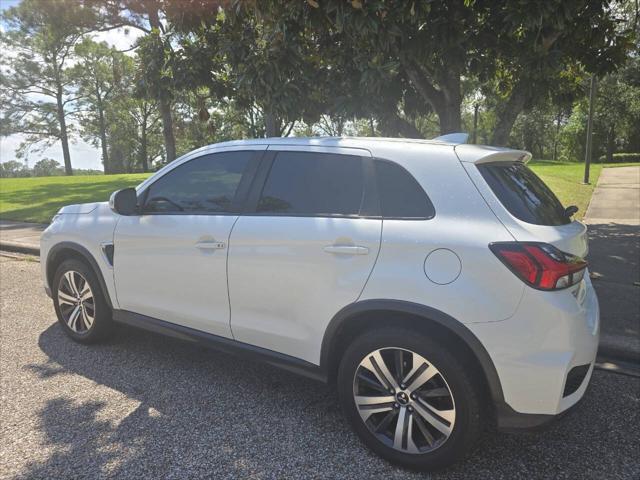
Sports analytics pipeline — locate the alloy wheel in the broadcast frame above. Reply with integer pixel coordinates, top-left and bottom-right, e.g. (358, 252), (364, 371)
(353, 347), (456, 454)
(57, 271), (95, 333)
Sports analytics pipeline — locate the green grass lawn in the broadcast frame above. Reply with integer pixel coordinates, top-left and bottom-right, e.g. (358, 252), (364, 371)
(0, 173), (150, 223)
(0, 161), (638, 224)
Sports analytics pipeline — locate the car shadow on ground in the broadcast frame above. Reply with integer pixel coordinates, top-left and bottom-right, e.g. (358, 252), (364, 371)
(19, 322), (640, 479)
(22, 324), (365, 479)
(587, 223), (640, 342)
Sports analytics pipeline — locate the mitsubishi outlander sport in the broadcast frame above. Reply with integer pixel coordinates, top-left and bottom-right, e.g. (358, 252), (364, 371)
(41, 136), (599, 470)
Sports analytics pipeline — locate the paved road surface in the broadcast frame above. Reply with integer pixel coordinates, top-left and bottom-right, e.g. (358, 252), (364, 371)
(584, 166), (640, 360)
(1, 256), (639, 479)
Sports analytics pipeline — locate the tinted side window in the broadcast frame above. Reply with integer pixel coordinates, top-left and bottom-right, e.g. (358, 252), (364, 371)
(374, 160), (435, 219)
(478, 162), (570, 226)
(143, 152), (251, 214)
(257, 151), (365, 216)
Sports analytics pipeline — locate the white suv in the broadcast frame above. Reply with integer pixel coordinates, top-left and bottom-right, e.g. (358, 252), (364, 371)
(41, 137), (599, 470)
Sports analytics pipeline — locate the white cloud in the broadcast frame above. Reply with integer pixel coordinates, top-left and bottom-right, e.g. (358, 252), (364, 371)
(92, 26), (145, 52)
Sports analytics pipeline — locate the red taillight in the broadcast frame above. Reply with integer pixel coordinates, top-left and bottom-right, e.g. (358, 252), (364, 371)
(490, 242), (587, 290)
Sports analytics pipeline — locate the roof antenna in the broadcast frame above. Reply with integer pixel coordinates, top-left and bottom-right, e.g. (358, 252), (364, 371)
(432, 133), (469, 144)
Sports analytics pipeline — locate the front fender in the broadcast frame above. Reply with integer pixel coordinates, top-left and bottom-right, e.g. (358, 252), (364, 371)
(45, 241), (114, 308)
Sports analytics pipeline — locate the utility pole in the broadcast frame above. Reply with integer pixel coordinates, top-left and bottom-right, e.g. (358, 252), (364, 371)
(583, 75), (597, 184)
(472, 103), (479, 144)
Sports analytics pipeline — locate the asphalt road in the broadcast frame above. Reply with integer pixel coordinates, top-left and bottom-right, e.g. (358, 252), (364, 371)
(1, 255), (639, 480)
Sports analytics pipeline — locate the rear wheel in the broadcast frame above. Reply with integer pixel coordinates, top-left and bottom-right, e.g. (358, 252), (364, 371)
(337, 328), (483, 470)
(53, 259), (114, 343)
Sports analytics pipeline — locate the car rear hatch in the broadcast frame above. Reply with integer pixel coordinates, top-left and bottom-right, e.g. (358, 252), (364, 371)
(455, 145), (588, 258)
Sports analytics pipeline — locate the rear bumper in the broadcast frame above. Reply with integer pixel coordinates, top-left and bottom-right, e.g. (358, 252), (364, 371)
(468, 275), (600, 423)
(495, 392), (587, 431)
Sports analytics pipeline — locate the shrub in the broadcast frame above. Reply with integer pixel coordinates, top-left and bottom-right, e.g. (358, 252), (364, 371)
(596, 153), (640, 163)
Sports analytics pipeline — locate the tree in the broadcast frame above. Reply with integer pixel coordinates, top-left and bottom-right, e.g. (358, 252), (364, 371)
(0, 0), (95, 175)
(0, 160), (29, 178)
(169, 1), (328, 137)
(592, 58), (640, 160)
(135, 25), (178, 159)
(482, 1), (631, 145)
(73, 38), (126, 173)
(264, 0), (477, 134)
(33, 158), (63, 176)
(252, 0), (631, 142)
(71, 36), (164, 173)
(87, 0), (179, 161)
(129, 97), (164, 171)
(106, 94), (164, 172)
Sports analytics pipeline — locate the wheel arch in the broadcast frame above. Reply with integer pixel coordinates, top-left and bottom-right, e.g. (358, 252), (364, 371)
(46, 241), (113, 308)
(320, 299), (505, 408)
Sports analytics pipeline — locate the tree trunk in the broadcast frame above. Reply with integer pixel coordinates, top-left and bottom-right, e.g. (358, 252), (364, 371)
(435, 97), (462, 135)
(159, 95), (176, 161)
(140, 119), (149, 172)
(264, 109), (279, 137)
(492, 80), (529, 146)
(248, 106), (256, 138)
(402, 60), (462, 135)
(552, 110), (562, 161)
(96, 95), (110, 174)
(472, 103), (479, 144)
(55, 87), (72, 176)
(606, 124), (615, 163)
(148, 6), (176, 162)
(378, 113), (424, 138)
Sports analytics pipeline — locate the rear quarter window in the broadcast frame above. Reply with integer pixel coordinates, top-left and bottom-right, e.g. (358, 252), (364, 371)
(478, 162), (570, 226)
(374, 160), (435, 219)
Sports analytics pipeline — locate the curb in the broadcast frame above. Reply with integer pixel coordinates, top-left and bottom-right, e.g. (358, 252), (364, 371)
(0, 242), (40, 256)
(598, 338), (640, 364)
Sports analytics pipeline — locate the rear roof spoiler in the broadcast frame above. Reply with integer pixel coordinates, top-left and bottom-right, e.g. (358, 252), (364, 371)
(431, 132), (469, 144)
(454, 144), (532, 165)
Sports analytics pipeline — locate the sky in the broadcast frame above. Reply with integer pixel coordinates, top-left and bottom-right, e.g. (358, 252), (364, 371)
(0, 0), (142, 171)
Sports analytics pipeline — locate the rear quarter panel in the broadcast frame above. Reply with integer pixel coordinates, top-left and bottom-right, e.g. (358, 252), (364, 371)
(361, 143), (524, 324)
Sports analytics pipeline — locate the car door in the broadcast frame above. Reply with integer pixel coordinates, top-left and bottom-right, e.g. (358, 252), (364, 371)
(227, 146), (382, 364)
(113, 147), (263, 337)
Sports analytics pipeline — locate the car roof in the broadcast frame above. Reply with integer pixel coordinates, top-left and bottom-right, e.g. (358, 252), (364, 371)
(137, 136), (531, 193)
(210, 136), (461, 149)
(207, 136), (531, 164)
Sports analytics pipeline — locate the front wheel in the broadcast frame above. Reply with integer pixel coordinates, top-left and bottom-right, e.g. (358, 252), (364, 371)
(53, 259), (114, 343)
(337, 328), (484, 471)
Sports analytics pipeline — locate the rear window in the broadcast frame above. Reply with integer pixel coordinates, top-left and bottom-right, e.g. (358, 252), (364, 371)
(478, 162), (570, 226)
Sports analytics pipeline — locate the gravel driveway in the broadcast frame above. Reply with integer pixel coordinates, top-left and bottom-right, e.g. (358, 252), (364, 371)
(1, 255), (639, 479)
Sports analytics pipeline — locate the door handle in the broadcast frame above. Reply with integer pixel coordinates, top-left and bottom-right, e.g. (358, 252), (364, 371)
(195, 240), (226, 250)
(323, 245), (369, 255)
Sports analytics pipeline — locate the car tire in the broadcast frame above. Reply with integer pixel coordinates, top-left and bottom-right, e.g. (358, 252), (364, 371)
(337, 327), (484, 471)
(53, 258), (114, 344)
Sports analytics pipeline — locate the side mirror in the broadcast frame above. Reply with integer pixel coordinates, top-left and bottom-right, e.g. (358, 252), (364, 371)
(109, 188), (138, 215)
(564, 205), (579, 218)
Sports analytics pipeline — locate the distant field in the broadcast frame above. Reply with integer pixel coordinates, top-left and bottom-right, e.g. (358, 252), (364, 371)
(0, 174), (150, 223)
(0, 161), (637, 224)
